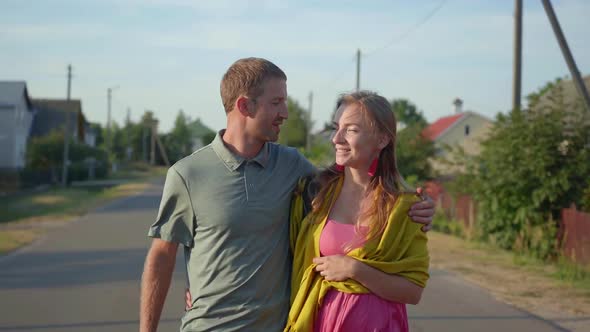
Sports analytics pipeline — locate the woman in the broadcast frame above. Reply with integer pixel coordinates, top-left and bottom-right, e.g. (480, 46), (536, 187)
(285, 91), (429, 332)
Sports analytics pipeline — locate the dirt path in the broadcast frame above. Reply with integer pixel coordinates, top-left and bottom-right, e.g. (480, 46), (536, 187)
(428, 232), (590, 331)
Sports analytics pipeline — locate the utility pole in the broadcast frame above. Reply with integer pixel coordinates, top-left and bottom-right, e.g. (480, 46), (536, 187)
(512, 0), (522, 112)
(356, 49), (361, 92)
(541, 0), (590, 112)
(150, 120), (156, 165)
(106, 86), (119, 157)
(61, 64), (72, 187)
(125, 107), (132, 161)
(306, 91), (313, 152)
(142, 124), (148, 162)
(106, 87), (112, 156)
(155, 131), (170, 166)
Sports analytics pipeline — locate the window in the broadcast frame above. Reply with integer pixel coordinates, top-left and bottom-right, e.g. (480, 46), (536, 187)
(465, 125), (470, 136)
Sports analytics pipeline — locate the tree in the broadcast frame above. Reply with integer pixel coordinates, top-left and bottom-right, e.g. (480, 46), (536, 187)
(278, 97), (309, 148)
(526, 77), (563, 109)
(456, 104), (590, 259)
(391, 99), (433, 182)
(396, 124), (435, 183)
(90, 123), (104, 147)
(26, 130), (110, 183)
(124, 110), (158, 163)
(391, 99), (427, 127)
(109, 121), (127, 161)
(163, 110), (193, 163)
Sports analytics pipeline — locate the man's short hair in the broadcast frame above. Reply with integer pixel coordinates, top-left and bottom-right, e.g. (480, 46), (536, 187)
(220, 57), (287, 113)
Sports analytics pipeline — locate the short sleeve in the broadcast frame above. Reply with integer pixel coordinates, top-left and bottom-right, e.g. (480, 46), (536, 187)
(148, 166), (195, 247)
(295, 150), (317, 178)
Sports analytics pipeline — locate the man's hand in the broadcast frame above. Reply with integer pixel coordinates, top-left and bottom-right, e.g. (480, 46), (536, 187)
(185, 288), (192, 311)
(409, 187), (435, 232)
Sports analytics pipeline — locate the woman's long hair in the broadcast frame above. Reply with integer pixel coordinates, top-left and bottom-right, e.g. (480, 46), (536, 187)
(311, 91), (412, 249)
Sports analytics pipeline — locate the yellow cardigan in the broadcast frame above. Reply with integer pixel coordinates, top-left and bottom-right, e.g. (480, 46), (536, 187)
(285, 177), (430, 332)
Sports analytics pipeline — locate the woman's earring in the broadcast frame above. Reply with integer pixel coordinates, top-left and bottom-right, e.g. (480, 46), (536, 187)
(368, 158), (379, 177)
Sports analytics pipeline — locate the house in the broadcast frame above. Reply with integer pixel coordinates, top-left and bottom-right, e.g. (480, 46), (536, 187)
(30, 98), (96, 147)
(529, 75), (590, 127)
(188, 117), (215, 151)
(422, 98), (493, 176)
(0, 81), (36, 169)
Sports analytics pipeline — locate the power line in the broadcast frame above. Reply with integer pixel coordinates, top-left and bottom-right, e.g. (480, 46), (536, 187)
(364, 0), (448, 58)
(313, 54), (356, 93)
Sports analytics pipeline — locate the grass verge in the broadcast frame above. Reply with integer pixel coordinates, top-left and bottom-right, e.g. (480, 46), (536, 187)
(428, 231), (590, 331)
(0, 164), (166, 255)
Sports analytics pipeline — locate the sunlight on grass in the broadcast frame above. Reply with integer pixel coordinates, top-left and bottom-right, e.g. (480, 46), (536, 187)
(31, 194), (68, 205)
(0, 164), (163, 254)
(0, 230), (40, 254)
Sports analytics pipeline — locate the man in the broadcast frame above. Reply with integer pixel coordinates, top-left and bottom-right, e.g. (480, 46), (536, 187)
(140, 57), (434, 332)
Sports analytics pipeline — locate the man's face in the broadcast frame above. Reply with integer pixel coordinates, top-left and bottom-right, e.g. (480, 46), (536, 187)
(246, 78), (288, 142)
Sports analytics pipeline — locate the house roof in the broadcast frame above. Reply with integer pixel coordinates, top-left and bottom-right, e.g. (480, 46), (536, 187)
(533, 75), (590, 112)
(30, 99), (85, 138)
(0, 81), (34, 110)
(422, 113), (464, 141)
(32, 99), (82, 114)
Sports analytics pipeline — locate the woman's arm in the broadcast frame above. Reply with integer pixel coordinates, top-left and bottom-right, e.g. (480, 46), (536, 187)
(353, 259), (424, 304)
(313, 255), (424, 305)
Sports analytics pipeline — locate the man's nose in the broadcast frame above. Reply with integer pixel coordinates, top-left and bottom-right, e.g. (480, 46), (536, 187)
(279, 105), (288, 119)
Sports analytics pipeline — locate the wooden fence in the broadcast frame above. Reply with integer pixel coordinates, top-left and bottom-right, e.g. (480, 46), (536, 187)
(425, 181), (590, 265)
(560, 205), (590, 265)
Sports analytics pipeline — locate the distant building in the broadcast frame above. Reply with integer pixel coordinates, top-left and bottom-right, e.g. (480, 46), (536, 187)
(30, 98), (94, 145)
(0, 81), (36, 169)
(422, 98), (493, 176)
(529, 75), (590, 129)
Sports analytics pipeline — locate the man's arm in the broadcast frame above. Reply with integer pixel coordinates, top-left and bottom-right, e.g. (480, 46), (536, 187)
(408, 187), (435, 231)
(140, 238), (178, 332)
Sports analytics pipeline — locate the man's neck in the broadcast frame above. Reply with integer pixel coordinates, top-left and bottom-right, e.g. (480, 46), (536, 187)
(222, 128), (265, 159)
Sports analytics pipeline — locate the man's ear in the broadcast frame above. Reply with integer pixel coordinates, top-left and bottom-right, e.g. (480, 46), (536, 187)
(236, 96), (252, 116)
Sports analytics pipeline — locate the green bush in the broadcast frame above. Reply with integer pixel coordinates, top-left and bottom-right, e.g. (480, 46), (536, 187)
(454, 95), (590, 260)
(26, 130), (110, 183)
(432, 208), (464, 238)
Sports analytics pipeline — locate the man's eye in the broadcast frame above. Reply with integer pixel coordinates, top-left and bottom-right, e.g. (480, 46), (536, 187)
(346, 128), (358, 133)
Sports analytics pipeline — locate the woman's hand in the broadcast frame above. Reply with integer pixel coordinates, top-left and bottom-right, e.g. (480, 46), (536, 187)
(313, 255), (358, 281)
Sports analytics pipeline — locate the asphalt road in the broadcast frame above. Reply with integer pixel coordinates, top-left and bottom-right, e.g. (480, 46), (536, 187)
(0, 181), (570, 331)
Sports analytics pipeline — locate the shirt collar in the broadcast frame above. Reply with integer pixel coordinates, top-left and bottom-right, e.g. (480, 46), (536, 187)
(212, 130), (270, 171)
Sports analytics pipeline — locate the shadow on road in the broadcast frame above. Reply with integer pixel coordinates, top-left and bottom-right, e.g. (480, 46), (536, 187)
(0, 248), (151, 289)
(0, 318), (178, 331)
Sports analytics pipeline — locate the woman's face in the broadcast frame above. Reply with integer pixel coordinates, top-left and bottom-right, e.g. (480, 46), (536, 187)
(331, 104), (384, 170)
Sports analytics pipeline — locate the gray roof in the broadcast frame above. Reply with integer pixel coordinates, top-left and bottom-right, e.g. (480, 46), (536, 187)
(0, 81), (33, 110)
(30, 99), (85, 139)
(534, 75), (590, 113)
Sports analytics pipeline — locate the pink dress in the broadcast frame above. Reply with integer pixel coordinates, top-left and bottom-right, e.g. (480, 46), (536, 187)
(315, 219), (409, 332)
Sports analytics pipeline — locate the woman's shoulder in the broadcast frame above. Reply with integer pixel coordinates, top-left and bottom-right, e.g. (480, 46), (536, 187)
(389, 192), (423, 224)
(395, 192), (422, 204)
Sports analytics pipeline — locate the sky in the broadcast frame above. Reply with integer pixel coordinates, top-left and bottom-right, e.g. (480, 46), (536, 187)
(2, 0), (589, 133)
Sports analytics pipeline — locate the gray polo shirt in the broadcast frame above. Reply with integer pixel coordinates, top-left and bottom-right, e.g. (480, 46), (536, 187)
(149, 131), (315, 332)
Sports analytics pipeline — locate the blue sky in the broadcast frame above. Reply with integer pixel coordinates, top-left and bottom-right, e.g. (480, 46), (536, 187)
(2, 0), (589, 133)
